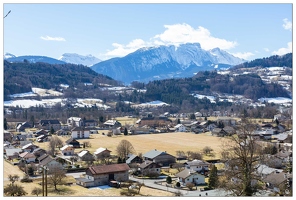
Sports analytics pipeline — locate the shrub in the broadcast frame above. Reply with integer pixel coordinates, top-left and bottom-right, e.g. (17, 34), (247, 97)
(20, 175), (33, 183)
(166, 176), (172, 184)
(176, 182), (181, 187)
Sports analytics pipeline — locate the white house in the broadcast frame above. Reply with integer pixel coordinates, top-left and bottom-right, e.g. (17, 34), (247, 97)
(175, 168), (206, 186)
(67, 117), (83, 128)
(71, 127), (90, 139)
(184, 159), (211, 172)
(174, 124), (187, 132)
(60, 144), (74, 156)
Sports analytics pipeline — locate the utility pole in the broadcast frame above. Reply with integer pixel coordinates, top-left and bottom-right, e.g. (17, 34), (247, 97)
(41, 166), (48, 196)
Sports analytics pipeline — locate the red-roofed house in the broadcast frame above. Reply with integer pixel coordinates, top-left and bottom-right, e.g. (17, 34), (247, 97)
(76, 163), (130, 187)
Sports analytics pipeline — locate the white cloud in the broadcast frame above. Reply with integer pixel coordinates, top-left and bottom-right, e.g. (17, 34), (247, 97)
(152, 24), (237, 50)
(40, 36), (66, 41)
(272, 42), (292, 56)
(103, 23), (237, 59)
(283, 18), (292, 31)
(264, 48), (270, 52)
(104, 39), (147, 58)
(232, 52), (254, 60)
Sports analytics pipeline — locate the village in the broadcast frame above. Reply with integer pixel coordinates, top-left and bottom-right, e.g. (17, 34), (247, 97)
(3, 111), (293, 197)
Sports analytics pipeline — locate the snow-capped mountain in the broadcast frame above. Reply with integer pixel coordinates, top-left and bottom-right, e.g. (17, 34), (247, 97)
(4, 55), (66, 64)
(59, 53), (101, 67)
(91, 43), (246, 84)
(4, 53), (16, 59)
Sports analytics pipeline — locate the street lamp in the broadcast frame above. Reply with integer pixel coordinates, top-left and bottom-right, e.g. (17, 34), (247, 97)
(39, 166), (49, 196)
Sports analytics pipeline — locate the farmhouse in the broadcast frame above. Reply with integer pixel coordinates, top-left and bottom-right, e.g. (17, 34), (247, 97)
(19, 152), (36, 163)
(103, 120), (122, 128)
(60, 145), (74, 156)
(76, 163), (130, 187)
(174, 124), (187, 132)
(77, 150), (94, 161)
(65, 137), (81, 148)
(138, 160), (162, 176)
(184, 159), (211, 173)
(175, 168), (206, 186)
(143, 149), (176, 166)
(94, 147), (112, 159)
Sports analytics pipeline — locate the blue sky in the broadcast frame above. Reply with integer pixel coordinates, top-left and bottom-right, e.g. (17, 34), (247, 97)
(2, 2), (293, 61)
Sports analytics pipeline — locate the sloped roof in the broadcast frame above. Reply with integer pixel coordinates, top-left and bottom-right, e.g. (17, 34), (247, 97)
(185, 159), (210, 167)
(88, 163), (130, 175)
(60, 145), (73, 151)
(263, 171), (290, 185)
(78, 150), (91, 157)
(175, 168), (199, 179)
(138, 160), (161, 169)
(143, 149), (174, 159)
(39, 155), (54, 165)
(94, 147), (111, 155)
(5, 148), (22, 156)
(19, 151), (36, 159)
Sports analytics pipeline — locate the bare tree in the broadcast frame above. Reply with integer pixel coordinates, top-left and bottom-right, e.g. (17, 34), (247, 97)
(218, 118), (264, 196)
(47, 166), (66, 191)
(47, 136), (64, 156)
(8, 174), (20, 185)
(116, 140), (135, 160)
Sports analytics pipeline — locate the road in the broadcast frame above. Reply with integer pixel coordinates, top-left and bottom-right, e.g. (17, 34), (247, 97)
(129, 175), (230, 197)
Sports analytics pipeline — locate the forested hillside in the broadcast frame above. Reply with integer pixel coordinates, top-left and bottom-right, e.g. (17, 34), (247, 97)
(233, 53), (292, 69)
(4, 60), (120, 96)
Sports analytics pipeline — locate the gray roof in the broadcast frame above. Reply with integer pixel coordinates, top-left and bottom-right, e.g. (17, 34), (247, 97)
(5, 148), (22, 156)
(185, 159), (210, 167)
(256, 164), (283, 176)
(175, 168), (198, 179)
(143, 149), (171, 159)
(126, 154), (137, 164)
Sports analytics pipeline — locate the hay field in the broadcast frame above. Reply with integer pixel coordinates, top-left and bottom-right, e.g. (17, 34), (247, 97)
(37, 131), (229, 160)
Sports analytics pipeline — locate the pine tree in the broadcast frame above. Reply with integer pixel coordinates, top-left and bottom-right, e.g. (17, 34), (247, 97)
(208, 165), (218, 189)
(124, 127), (128, 136)
(4, 118), (8, 130)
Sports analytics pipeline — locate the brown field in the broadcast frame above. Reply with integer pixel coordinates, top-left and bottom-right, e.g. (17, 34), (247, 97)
(37, 131), (229, 160)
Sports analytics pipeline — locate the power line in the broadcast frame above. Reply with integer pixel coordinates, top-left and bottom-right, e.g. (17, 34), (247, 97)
(4, 10), (11, 19)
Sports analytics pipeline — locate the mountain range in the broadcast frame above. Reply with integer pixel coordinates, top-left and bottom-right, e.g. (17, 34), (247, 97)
(91, 43), (246, 84)
(4, 43), (245, 84)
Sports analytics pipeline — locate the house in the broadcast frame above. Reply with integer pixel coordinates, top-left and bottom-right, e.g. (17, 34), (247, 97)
(32, 148), (47, 158)
(67, 117), (83, 128)
(12, 134), (27, 144)
(174, 124), (187, 132)
(76, 163), (130, 187)
(103, 120), (122, 128)
(223, 126), (236, 135)
(36, 134), (50, 142)
(137, 117), (172, 127)
(65, 137), (81, 148)
(216, 117), (237, 126)
(211, 128), (228, 137)
(37, 154), (50, 163)
(184, 159), (211, 173)
(5, 148), (22, 160)
(275, 150), (292, 163)
(34, 129), (48, 137)
(83, 119), (98, 127)
(21, 143), (39, 153)
(143, 149), (176, 167)
(138, 160), (162, 176)
(71, 127), (90, 139)
(38, 119), (61, 131)
(175, 168), (206, 186)
(19, 152), (36, 163)
(94, 147), (111, 160)
(256, 164), (283, 179)
(130, 126), (150, 135)
(126, 154), (143, 164)
(4, 131), (13, 142)
(60, 145), (74, 156)
(194, 112), (203, 117)
(77, 150), (94, 162)
(56, 129), (68, 136)
(39, 155), (63, 171)
(263, 171), (292, 193)
(16, 122), (32, 132)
